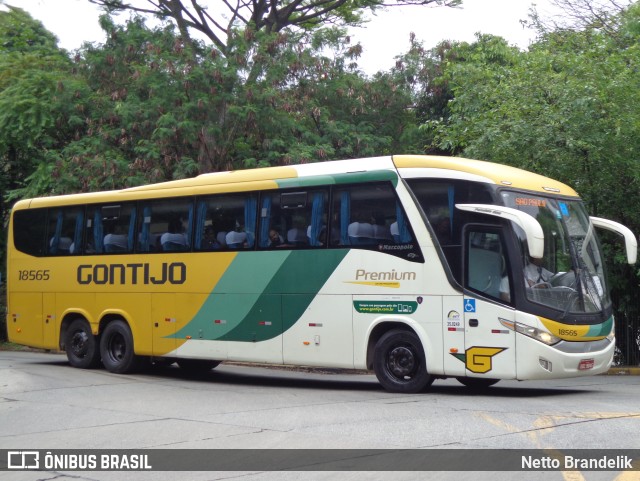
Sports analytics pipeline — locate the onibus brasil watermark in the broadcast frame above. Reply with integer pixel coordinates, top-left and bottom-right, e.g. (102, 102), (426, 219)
(3, 449), (638, 471)
(6, 451), (151, 471)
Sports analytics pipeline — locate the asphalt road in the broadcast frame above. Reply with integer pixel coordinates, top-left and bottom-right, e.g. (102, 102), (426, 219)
(1, 350), (639, 481)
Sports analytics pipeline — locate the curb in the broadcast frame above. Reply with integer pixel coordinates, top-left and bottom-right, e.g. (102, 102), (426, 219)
(606, 367), (640, 376)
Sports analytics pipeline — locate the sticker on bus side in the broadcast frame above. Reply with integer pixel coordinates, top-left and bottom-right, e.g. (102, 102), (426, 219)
(353, 301), (418, 314)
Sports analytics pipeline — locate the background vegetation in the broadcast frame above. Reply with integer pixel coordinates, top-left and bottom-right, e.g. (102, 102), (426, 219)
(1, 0), (638, 362)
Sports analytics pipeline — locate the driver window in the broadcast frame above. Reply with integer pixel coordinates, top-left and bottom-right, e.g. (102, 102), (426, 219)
(466, 230), (511, 303)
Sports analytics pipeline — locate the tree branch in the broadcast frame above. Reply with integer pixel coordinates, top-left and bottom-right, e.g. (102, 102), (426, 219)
(88, 0), (463, 54)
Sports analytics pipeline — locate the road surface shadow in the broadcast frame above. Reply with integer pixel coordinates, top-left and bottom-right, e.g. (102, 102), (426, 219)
(143, 362), (590, 398)
(16, 351), (593, 398)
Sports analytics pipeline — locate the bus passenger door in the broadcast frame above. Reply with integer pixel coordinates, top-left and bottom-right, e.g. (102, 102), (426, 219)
(462, 228), (516, 380)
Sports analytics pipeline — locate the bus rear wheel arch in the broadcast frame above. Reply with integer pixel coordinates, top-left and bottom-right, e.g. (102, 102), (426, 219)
(64, 318), (101, 369)
(373, 329), (433, 393)
(99, 319), (142, 374)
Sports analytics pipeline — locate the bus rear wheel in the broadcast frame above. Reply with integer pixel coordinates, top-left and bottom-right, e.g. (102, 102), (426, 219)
(100, 320), (141, 374)
(373, 329), (433, 393)
(65, 319), (101, 369)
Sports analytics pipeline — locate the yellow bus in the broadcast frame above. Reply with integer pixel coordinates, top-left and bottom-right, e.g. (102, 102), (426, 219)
(6, 155), (637, 392)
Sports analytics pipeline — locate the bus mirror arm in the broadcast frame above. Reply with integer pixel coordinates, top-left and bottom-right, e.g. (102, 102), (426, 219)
(456, 204), (545, 259)
(590, 217), (638, 265)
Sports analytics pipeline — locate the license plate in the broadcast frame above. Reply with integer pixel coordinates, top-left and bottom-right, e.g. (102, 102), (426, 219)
(578, 358), (594, 370)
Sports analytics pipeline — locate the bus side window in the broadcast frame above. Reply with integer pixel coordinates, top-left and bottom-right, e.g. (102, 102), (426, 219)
(306, 191), (328, 247)
(465, 230), (511, 302)
(258, 192), (285, 249)
(330, 183), (411, 247)
(258, 189), (328, 249)
(89, 203), (137, 254)
(12, 209), (48, 257)
(47, 207), (84, 256)
(193, 193), (257, 251)
(138, 199), (193, 253)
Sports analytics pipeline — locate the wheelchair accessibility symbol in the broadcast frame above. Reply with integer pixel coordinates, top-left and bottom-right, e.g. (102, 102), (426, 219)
(464, 299), (476, 313)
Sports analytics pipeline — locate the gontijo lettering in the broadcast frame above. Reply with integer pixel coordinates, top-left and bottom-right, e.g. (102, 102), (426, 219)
(77, 263), (186, 285)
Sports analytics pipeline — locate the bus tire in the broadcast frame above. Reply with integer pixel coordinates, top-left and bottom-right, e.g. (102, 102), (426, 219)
(65, 319), (101, 369)
(177, 359), (220, 373)
(456, 377), (500, 389)
(373, 329), (433, 393)
(100, 320), (141, 374)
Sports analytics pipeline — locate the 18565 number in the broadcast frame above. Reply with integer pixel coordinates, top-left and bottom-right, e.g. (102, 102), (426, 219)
(18, 270), (51, 281)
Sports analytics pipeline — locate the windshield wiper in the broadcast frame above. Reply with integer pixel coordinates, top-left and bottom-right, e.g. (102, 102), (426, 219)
(561, 236), (587, 318)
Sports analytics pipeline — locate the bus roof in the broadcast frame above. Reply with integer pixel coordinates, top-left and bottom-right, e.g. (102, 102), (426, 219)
(14, 155), (578, 209)
(393, 155), (578, 197)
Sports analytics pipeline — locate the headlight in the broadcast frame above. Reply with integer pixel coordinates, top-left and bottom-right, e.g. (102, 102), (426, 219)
(500, 318), (561, 346)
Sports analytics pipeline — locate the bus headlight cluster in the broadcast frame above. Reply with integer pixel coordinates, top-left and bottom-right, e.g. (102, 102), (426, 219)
(499, 319), (561, 346)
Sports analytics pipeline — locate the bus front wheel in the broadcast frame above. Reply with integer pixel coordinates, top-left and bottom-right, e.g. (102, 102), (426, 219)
(65, 319), (101, 369)
(100, 320), (141, 374)
(373, 329), (433, 393)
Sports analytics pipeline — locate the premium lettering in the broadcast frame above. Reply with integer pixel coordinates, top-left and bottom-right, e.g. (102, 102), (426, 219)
(77, 262), (186, 285)
(355, 269), (416, 281)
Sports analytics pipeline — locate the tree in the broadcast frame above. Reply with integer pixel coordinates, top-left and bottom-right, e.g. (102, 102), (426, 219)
(0, 6), (84, 277)
(422, 5), (640, 363)
(431, 26), (640, 229)
(0, 6), (98, 194)
(0, 6), (69, 192)
(528, 0), (634, 38)
(58, 14), (415, 182)
(69, 1), (460, 178)
(389, 34), (460, 154)
(88, 0), (462, 57)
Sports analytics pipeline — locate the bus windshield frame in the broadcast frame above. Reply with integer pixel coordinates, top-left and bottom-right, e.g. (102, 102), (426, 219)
(500, 191), (611, 316)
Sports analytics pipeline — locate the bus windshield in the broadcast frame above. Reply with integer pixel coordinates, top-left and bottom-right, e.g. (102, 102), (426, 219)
(501, 191), (610, 315)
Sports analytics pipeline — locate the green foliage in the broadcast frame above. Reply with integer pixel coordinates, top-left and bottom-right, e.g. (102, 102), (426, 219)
(428, 22), (640, 231)
(390, 35), (460, 154)
(0, 7), (79, 281)
(415, 5), (640, 360)
(49, 15), (414, 185)
(0, 7), (419, 204)
(0, 5), (60, 54)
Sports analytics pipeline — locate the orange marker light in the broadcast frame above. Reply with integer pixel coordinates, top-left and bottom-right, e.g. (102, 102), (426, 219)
(450, 348), (458, 353)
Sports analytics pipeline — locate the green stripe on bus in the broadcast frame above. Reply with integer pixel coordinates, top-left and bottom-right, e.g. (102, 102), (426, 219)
(172, 249), (348, 342)
(586, 316), (613, 337)
(276, 170), (397, 189)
